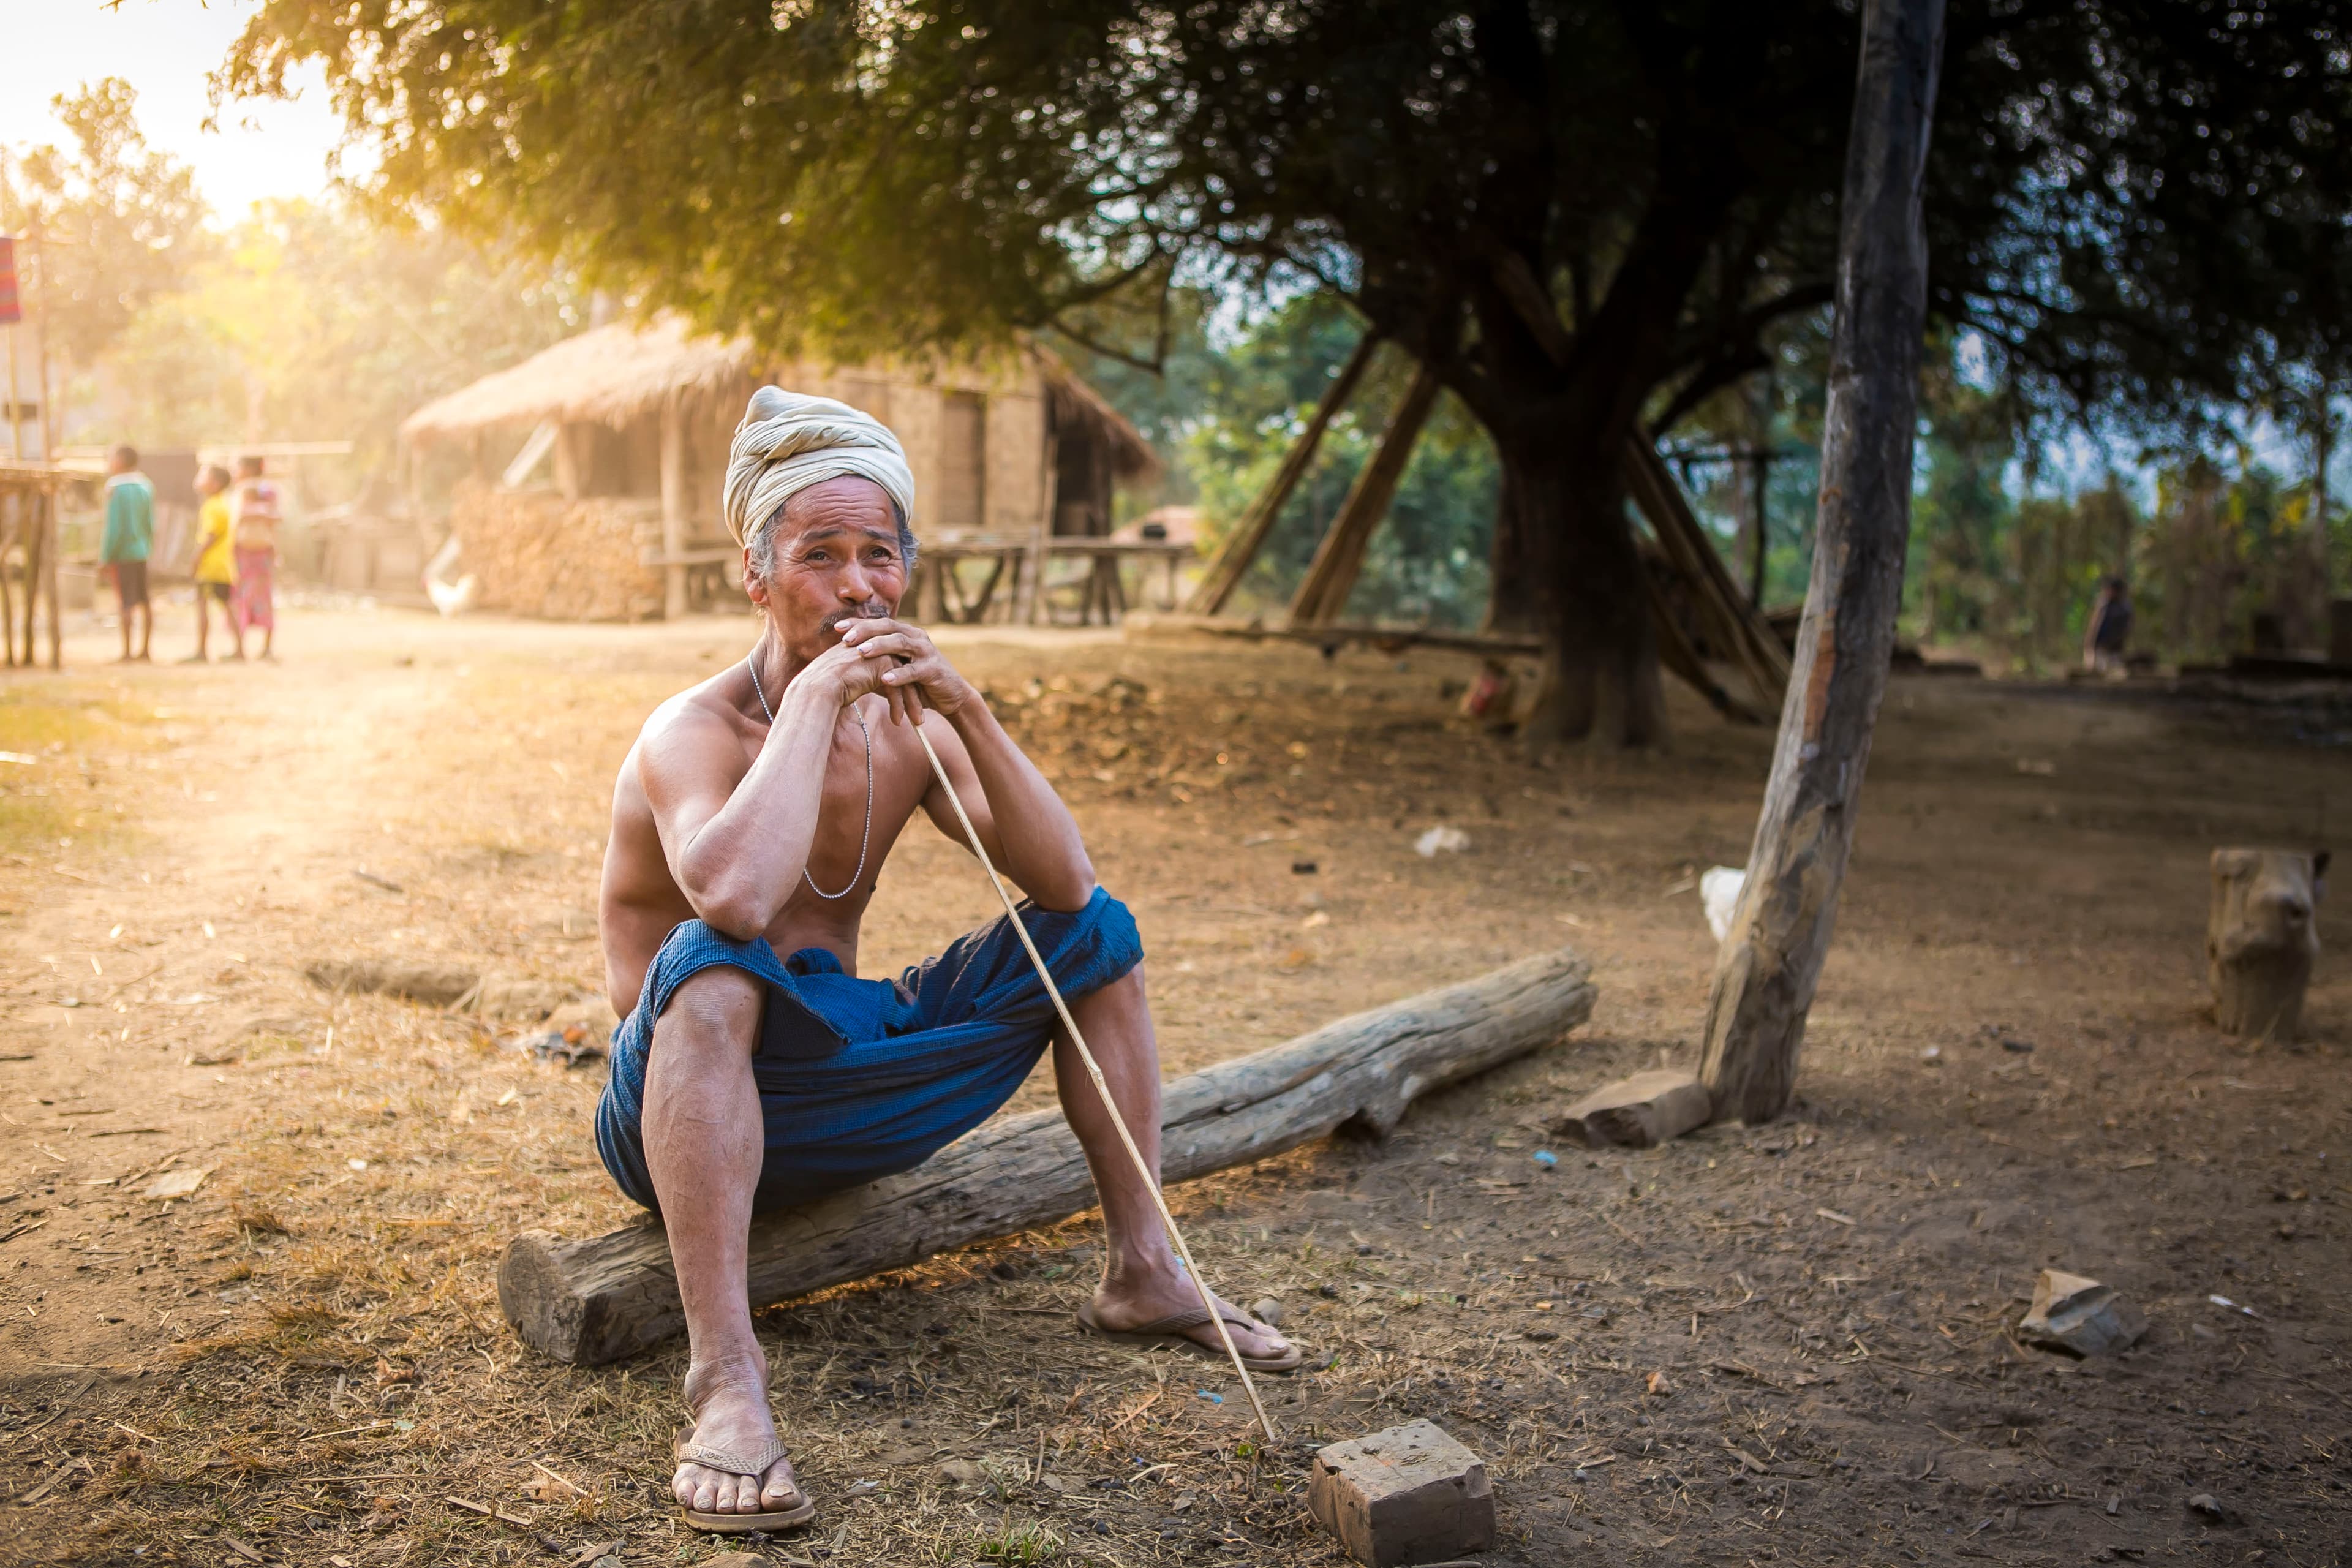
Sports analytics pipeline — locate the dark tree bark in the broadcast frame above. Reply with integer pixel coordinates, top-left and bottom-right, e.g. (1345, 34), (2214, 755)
(1698, 0), (1946, 1123)
(1506, 434), (1668, 748)
(1483, 463), (1540, 636)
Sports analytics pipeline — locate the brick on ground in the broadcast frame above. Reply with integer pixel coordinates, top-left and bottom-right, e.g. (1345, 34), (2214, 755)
(1305, 1418), (1496, 1567)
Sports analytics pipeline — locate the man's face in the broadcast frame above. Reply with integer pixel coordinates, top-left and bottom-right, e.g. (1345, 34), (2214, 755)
(748, 475), (908, 660)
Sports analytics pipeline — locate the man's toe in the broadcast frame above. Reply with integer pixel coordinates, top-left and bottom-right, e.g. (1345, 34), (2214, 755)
(688, 1473), (721, 1513)
(763, 1465), (799, 1507)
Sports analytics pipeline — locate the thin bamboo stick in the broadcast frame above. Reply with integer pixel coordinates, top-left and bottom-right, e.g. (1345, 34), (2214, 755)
(909, 718), (1278, 1446)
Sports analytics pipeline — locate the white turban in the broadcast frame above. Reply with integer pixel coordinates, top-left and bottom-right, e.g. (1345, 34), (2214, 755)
(722, 385), (917, 548)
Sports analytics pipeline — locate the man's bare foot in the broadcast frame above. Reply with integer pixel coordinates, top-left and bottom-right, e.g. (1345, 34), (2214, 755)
(1090, 1261), (1293, 1362)
(674, 1354), (802, 1517)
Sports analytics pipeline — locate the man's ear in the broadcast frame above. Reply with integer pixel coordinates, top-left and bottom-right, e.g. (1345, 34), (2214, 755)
(741, 545), (766, 605)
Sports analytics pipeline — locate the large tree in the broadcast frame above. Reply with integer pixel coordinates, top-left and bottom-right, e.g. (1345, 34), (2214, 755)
(225, 1), (2352, 742)
(1, 79), (209, 369)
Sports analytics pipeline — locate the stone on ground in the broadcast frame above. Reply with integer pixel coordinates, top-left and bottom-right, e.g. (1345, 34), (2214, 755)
(2017, 1268), (2147, 1357)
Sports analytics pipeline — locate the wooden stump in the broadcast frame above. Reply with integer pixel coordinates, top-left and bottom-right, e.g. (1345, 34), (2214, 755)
(2208, 848), (2327, 1039)
(1551, 1070), (1713, 1149)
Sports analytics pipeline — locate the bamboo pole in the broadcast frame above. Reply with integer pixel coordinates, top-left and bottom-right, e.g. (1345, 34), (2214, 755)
(908, 717), (1278, 1446)
(1186, 333), (1379, 616)
(1619, 439), (1790, 708)
(1286, 364), (1441, 628)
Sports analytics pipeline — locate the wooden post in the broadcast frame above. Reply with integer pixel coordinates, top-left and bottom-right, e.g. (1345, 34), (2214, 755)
(1187, 332), (1379, 616)
(2312, 388), (2334, 627)
(24, 491), (52, 669)
(1749, 375), (1776, 608)
(1749, 445), (1771, 607)
(2207, 848), (2326, 1040)
(1287, 364), (1441, 628)
(6, 319), (21, 461)
(659, 393), (688, 620)
(1022, 420), (1059, 624)
(1, 493), (15, 667)
(34, 235), (58, 671)
(1698, 0), (1946, 1124)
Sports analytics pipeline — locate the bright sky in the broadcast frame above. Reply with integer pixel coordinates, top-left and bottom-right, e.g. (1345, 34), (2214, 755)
(0, 0), (357, 221)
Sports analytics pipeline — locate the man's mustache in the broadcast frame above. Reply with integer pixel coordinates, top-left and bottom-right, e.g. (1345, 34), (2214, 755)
(820, 601), (891, 633)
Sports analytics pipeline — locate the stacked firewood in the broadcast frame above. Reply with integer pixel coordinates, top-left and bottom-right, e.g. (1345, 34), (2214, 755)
(448, 481), (666, 622)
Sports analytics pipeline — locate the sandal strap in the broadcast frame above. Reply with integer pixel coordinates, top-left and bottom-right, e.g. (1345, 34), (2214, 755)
(678, 1438), (791, 1479)
(1121, 1303), (1265, 1336)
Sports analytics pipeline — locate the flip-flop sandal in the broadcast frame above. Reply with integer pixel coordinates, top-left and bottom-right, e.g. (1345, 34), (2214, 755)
(1076, 1299), (1306, 1374)
(672, 1427), (816, 1534)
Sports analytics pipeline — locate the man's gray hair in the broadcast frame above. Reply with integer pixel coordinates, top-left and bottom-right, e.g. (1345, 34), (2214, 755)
(746, 497), (919, 586)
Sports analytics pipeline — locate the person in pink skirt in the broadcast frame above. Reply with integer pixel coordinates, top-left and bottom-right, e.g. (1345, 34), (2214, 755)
(229, 454), (282, 660)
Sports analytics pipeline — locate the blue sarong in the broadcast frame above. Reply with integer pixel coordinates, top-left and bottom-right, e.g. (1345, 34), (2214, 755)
(595, 886), (1142, 1215)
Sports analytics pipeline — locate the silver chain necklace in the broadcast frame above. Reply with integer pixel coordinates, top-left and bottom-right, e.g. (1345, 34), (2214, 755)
(747, 654), (873, 900)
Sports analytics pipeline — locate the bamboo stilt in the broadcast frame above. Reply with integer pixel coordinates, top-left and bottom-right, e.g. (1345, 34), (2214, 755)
(1287, 365), (1441, 628)
(1186, 333), (1379, 616)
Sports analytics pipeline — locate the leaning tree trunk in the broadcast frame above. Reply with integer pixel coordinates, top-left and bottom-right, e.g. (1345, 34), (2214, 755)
(1698, 0), (1947, 1123)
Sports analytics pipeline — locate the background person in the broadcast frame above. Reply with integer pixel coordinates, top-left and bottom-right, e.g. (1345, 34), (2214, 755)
(101, 443), (155, 663)
(2084, 576), (2133, 675)
(229, 454), (282, 660)
(186, 464), (243, 663)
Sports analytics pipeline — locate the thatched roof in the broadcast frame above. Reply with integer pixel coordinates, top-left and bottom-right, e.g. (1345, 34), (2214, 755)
(401, 317), (748, 440)
(400, 317), (1158, 480)
(1030, 342), (1160, 480)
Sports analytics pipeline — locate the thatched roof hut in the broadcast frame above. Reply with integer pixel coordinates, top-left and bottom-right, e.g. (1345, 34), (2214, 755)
(401, 316), (1156, 620)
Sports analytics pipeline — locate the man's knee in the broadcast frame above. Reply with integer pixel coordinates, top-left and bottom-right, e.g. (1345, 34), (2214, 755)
(1069, 963), (1152, 1038)
(652, 965), (764, 1060)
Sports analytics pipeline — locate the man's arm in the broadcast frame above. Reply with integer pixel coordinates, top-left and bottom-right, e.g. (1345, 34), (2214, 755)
(638, 647), (873, 939)
(837, 618), (1097, 912)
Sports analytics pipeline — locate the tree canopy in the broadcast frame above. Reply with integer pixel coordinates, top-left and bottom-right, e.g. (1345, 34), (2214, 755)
(224, 0), (2352, 736)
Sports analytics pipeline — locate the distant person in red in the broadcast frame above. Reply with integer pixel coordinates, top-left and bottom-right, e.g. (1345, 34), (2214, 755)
(2083, 576), (2132, 676)
(229, 455), (282, 660)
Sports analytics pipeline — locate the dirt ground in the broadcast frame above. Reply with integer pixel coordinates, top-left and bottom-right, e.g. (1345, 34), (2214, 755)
(1, 603), (2348, 1568)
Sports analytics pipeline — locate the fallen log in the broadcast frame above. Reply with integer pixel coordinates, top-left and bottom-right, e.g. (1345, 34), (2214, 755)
(499, 946), (1596, 1366)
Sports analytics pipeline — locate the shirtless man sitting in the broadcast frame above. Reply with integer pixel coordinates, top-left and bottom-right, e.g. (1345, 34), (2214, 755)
(595, 388), (1296, 1534)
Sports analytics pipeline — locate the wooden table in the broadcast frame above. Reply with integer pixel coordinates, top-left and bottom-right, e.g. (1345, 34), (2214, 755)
(1036, 538), (1193, 624)
(909, 538), (1027, 624)
(908, 538), (1193, 626)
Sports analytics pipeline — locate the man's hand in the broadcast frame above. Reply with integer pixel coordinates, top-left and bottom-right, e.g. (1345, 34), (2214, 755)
(833, 617), (974, 725)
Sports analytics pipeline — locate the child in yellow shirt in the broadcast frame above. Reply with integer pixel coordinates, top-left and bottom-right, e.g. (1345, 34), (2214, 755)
(187, 464), (244, 662)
